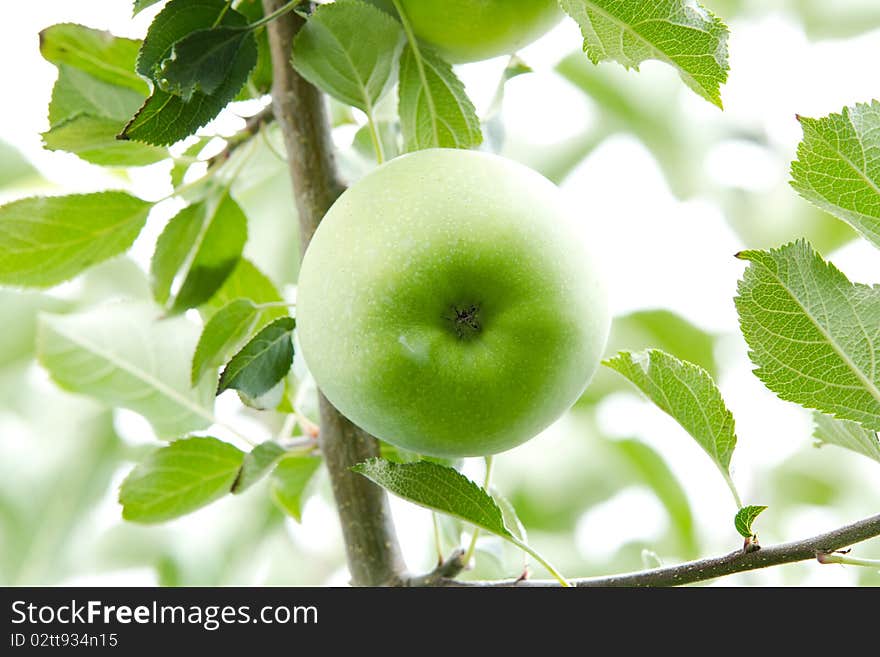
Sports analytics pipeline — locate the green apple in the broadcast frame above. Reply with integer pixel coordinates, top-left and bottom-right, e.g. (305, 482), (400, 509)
(296, 149), (609, 457)
(385, 0), (563, 63)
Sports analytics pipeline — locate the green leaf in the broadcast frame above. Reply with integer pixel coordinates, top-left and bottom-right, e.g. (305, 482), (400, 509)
(192, 298), (270, 385)
(133, 0), (165, 16)
(232, 440), (286, 494)
(790, 101), (880, 250)
(291, 0), (403, 112)
(150, 191), (247, 314)
(137, 0), (229, 79)
(558, 0), (729, 107)
(217, 317), (296, 398)
(122, 0), (256, 145)
(157, 26), (256, 101)
(734, 505), (768, 538)
(48, 65), (146, 125)
(270, 455), (322, 521)
(119, 436), (244, 523)
(605, 349), (738, 490)
(202, 258), (284, 318)
(40, 23), (148, 94)
(43, 63), (165, 167)
(353, 458), (512, 539)
(813, 412), (880, 465)
(37, 302), (216, 438)
(735, 240), (880, 431)
(43, 114), (167, 166)
(0, 193), (151, 288)
(191, 299), (261, 385)
(398, 44), (482, 151)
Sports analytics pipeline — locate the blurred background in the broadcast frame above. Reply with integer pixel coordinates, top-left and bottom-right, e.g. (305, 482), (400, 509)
(1, 0), (879, 586)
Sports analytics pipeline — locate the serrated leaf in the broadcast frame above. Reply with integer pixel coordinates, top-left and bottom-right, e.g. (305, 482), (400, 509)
(791, 101), (880, 250)
(558, 0), (729, 107)
(734, 505), (767, 538)
(217, 317), (296, 398)
(120, 436), (243, 523)
(43, 114), (167, 166)
(121, 0), (256, 145)
(398, 44), (482, 151)
(192, 298), (265, 385)
(157, 26), (256, 101)
(37, 302), (216, 438)
(0, 193), (151, 288)
(735, 240), (880, 431)
(202, 258), (285, 319)
(353, 458), (511, 539)
(232, 440), (286, 494)
(813, 412), (880, 465)
(137, 0), (229, 80)
(291, 0), (403, 112)
(40, 23), (148, 94)
(270, 455), (322, 521)
(605, 349), (737, 480)
(150, 191), (247, 314)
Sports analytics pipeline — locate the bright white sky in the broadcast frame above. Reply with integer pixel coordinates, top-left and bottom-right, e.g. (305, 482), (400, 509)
(2, 2), (879, 586)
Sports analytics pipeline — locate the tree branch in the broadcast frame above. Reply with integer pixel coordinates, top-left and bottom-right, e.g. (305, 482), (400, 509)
(403, 549), (468, 587)
(428, 512), (880, 586)
(262, 0), (406, 586)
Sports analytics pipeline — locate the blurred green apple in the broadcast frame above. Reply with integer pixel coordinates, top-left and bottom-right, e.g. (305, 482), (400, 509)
(297, 149), (608, 457)
(378, 0), (563, 63)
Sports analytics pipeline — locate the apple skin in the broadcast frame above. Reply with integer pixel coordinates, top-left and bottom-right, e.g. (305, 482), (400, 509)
(296, 149), (609, 458)
(392, 0), (563, 63)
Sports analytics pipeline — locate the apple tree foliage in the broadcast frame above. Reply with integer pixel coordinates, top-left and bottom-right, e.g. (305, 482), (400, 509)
(0, 0), (879, 584)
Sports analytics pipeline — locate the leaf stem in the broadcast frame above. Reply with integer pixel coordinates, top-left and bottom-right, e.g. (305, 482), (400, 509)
(432, 512), (443, 563)
(508, 536), (572, 587)
(213, 0), (233, 27)
(365, 113), (386, 164)
(722, 471), (744, 510)
(248, 0), (300, 30)
(462, 455), (494, 566)
(818, 552), (880, 568)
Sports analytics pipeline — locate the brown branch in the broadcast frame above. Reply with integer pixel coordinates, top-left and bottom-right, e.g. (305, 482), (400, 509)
(424, 512), (880, 587)
(262, 0), (406, 586)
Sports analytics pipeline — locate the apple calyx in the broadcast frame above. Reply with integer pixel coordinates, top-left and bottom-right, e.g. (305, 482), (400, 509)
(446, 303), (482, 340)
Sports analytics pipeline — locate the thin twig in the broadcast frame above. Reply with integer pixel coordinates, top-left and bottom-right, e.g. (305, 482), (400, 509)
(403, 550), (468, 587)
(415, 512), (880, 587)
